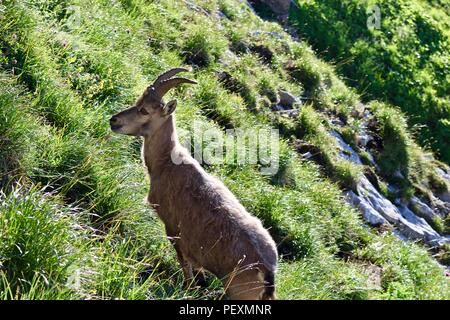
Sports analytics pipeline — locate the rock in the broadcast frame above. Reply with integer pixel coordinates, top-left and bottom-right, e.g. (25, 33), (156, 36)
(396, 204), (442, 243)
(271, 104), (284, 112)
(184, 0), (210, 16)
(297, 125), (446, 245)
(436, 167), (450, 182)
(356, 177), (400, 223)
(329, 130), (362, 165)
(346, 190), (388, 226)
(429, 194), (450, 218)
(218, 49), (238, 66)
(409, 196), (436, 220)
(267, 31), (284, 39)
(350, 103), (366, 119)
(217, 10), (228, 20)
(435, 167), (450, 203)
(393, 169), (405, 180)
(387, 183), (400, 195)
(330, 117), (345, 127)
(301, 151), (313, 159)
(364, 167), (381, 191)
(438, 191), (450, 204)
(279, 109), (299, 118)
(356, 133), (372, 148)
(350, 175), (445, 245)
(278, 89), (299, 108)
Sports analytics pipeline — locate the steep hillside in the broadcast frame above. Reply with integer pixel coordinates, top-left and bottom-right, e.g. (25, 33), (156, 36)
(289, 0), (450, 163)
(0, 0), (449, 299)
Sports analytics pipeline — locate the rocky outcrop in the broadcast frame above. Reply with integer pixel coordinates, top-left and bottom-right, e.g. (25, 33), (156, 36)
(329, 130), (450, 246)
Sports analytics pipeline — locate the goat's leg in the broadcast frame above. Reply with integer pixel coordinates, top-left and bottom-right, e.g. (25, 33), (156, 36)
(224, 269), (266, 300)
(193, 267), (207, 287)
(172, 243), (194, 288)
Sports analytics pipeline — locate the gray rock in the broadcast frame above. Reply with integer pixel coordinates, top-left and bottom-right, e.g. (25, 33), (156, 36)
(436, 167), (450, 182)
(356, 133), (372, 148)
(248, 30), (284, 40)
(279, 109), (299, 118)
(327, 123), (447, 245)
(396, 204), (441, 243)
(438, 191), (450, 204)
(429, 194), (450, 218)
(278, 89), (299, 108)
(329, 130), (362, 165)
(409, 196), (436, 220)
(351, 176), (445, 245)
(346, 190), (388, 226)
(393, 169), (405, 180)
(267, 31), (284, 39)
(434, 168), (450, 203)
(217, 10), (228, 19)
(301, 151), (313, 159)
(271, 104), (284, 111)
(219, 49), (238, 66)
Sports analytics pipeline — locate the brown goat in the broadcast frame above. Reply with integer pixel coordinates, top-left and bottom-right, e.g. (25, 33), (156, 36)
(110, 68), (278, 300)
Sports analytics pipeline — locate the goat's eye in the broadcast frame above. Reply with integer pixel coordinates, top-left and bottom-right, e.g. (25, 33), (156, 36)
(139, 107), (149, 115)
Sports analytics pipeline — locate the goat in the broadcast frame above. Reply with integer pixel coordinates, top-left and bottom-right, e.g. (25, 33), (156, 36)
(110, 68), (278, 300)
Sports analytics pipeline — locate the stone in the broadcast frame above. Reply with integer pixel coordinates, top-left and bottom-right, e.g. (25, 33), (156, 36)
(396, 204), (442, 243)
(409, 196), (436, 220)
(356, 133), (372, 148)
(350, 175), (445, 245)
(278, 89), (299, 108)
(346, 190), (388, 226)
(329, 130), (362, 165)
(278, 108), (299, 118)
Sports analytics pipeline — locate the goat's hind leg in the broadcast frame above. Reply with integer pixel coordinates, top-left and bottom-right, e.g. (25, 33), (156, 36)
(172, 242), (195, 288)
(193, 266), (207, 287)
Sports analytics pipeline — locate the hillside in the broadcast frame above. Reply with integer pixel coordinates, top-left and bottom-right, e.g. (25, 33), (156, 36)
(0, 0), (449, 299)
(288, 0), (450, 163)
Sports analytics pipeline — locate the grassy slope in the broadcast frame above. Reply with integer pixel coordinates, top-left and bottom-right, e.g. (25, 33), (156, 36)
(0, 0), (448, 299)
(290, 0), (450, 163)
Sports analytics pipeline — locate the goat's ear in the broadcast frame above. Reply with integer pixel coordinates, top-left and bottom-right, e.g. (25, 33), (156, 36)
(163, 99), (177, 116)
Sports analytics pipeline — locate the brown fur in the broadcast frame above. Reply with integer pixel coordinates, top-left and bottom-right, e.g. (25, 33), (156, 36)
(110, 70), (278, 300)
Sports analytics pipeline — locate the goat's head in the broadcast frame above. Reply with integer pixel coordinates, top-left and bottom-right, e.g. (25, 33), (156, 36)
(110, 67), (197, 137)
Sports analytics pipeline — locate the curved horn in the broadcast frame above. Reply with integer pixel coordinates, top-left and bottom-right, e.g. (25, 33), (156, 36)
(154, 77), (197, 98)
(153, 67), (191, 85)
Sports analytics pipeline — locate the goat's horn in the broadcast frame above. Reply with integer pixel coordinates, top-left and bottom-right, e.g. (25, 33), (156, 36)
(154, 77), (197, 97)
(154, 67), (191, 85)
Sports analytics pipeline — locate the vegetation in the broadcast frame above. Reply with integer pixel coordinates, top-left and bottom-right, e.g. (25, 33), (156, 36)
(0, 0), (448, 300)
(290, 0), (450, 163)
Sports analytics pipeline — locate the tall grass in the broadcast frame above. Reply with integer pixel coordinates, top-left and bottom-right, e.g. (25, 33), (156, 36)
(0, 0), (448, 300)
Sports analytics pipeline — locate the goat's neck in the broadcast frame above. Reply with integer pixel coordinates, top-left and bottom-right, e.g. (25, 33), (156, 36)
(143, 115), (179, 176)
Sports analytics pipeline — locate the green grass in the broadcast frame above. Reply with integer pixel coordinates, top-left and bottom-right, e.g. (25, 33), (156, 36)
(290, 0), (450, 163)
(0, 0), (448, 300)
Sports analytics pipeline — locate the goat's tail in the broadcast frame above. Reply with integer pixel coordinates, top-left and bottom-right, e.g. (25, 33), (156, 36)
(261, 270), (276, 300)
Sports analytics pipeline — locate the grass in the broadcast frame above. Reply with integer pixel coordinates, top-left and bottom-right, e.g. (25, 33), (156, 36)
(0, 0), (448, 300)
(289, 0), (450, 163)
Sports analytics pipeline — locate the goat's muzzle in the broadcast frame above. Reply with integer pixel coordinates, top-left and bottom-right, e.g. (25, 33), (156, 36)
(109, 115), (122, 132)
